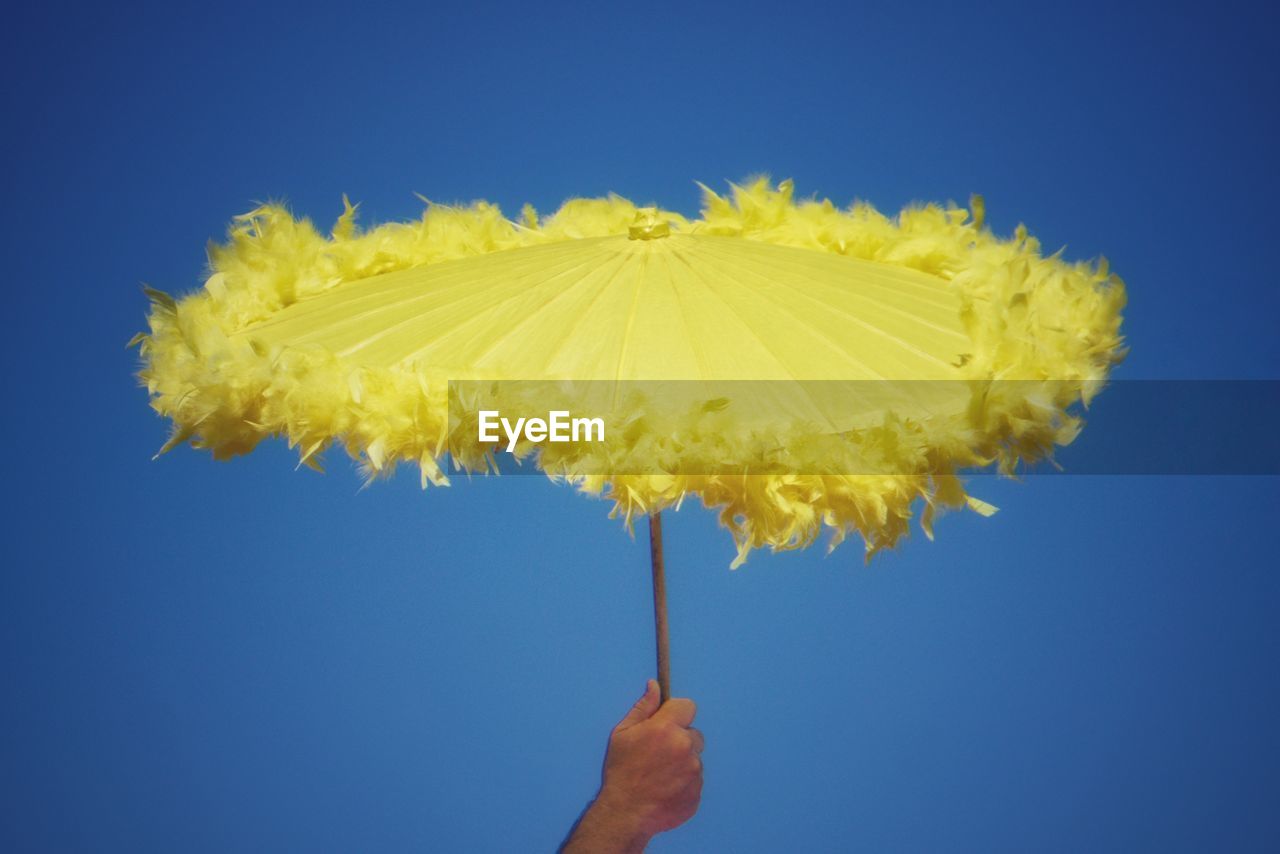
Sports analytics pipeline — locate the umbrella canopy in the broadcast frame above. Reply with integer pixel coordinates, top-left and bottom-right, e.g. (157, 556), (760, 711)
(133, 178), (1126, 566)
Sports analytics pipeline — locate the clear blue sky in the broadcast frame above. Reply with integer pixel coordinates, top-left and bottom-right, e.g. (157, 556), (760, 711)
(2, 1), (1278, 851)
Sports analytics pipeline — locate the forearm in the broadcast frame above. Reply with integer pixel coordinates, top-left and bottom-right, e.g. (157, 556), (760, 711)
(560, 792), (652, 854)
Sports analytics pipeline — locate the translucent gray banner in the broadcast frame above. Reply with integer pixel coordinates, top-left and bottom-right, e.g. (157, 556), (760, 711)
(444, 380), (1280, 476)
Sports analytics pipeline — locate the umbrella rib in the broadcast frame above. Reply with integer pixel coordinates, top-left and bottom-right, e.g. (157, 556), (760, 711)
(713, 240), (970, 341)
(667, 248), (872, 382)
(612, 248), (647, 384)
(249, 240), (599, 348)
(335, 252), (604, 363)
(456, 247), (635, 371)
(320, 252), (603, 355)
(662, 248), (716, 382)
(721, 236), (960, 310)
(691, 244), (970, 420)
(538, 248), (636, 374)
(694, 241), (964, 371)
(668, 248), (890, 381)
(245, 238), (597, 336)
(375, 249), (624, 367)
(667, 249), (879, 430)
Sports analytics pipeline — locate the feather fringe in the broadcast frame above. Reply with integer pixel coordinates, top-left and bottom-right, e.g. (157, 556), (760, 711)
(133, 179), (1126, 566)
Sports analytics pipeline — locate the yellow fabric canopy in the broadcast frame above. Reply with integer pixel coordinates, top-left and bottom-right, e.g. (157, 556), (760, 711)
(133, 178), (1126, 565)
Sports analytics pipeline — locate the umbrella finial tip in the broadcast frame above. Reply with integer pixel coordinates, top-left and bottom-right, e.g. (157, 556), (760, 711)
(629, 207), (670, 240)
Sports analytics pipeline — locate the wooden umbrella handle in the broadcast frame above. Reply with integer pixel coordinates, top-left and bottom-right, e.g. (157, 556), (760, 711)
(648, 512), (671, 703)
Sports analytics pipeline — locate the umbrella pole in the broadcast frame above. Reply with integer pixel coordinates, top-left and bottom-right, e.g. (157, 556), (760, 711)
(648, 512), (671, 703)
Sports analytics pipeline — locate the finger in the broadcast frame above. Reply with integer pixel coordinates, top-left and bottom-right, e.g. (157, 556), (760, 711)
(687, 727), (705, 755)
(616, 679), (661, 729)
(655, 696), (697, 728)
(680, 772), (704, 802)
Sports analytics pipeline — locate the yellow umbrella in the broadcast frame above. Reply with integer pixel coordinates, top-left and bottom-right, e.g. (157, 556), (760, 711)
(132, 177), (1126, 699)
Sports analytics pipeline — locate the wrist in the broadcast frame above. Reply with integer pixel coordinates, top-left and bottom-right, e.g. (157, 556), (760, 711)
(585, 789), (653, 852)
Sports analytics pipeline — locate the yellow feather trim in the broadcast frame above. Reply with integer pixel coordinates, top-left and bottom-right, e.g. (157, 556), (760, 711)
(133, 178), (1126, 566)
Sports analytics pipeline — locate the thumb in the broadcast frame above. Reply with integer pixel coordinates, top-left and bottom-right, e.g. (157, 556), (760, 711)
(616, 679), (661, 729)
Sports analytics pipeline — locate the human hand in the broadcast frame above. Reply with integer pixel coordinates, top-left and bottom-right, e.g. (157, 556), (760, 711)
(561, 680), (704, 853)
